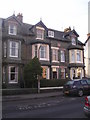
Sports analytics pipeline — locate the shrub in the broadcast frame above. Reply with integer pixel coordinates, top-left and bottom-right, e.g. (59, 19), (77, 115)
(24, 57), (43, 88)
(40, 79), (69, 87)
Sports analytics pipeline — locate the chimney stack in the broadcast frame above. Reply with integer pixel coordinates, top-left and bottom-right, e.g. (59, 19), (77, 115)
(64, 27), (71, 32)
(17, 13), (23, 22)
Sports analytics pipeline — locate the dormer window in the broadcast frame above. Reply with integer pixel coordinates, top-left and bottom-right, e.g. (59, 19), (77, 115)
(36, 27), (44, 40)
(48, 31), (54, 37)
(9, 24), (17, 35)
(72, 38), (76, 45)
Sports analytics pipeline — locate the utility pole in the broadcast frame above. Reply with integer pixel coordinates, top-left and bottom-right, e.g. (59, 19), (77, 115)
(0, 18), (2, 120)
(38, 45), (41, 93)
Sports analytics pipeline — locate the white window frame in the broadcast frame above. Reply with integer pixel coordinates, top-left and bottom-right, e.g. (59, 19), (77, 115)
(9, 41), (19, 57)
(48, 31), (54, 37)
(52, 66), (59, 79)
(52, 47), (59, 62)
(36, 27), (44, 40)
(9, 24), (17, 35)
(9, 66), (18, 83)
(61, 50), (65, 62)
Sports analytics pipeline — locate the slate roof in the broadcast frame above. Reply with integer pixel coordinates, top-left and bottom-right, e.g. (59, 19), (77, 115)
(3, 14), (83, 45)
(22, 23), (33, 35)
(64, 29), (79, 37)
(46, 28), (70, 42)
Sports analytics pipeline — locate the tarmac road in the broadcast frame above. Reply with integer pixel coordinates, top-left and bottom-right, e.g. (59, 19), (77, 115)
(2, 93), (87, 118)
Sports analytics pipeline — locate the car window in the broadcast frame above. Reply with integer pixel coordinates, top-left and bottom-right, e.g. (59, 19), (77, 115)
(66, 81), (74, 85)
(86, 80), (90, 85)
(81, 80), (87, 85)
(74, 81), (80, 86)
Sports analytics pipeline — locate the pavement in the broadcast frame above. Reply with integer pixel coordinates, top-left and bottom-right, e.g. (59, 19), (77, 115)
(2, 91), (63, 102)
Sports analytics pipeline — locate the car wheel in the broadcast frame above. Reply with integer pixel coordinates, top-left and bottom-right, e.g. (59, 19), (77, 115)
(78, 89), (83, 97)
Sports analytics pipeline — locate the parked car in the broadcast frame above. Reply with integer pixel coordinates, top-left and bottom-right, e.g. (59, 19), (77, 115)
(84, 96), (90, 117)
(63, 79), (90, 97)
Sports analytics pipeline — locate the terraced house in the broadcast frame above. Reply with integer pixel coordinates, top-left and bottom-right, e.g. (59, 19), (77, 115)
(0, 13), (85, 88)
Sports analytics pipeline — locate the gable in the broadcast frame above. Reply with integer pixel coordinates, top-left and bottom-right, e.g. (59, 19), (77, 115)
(6, 15), (22, 25)
(35, 20), (47, 30)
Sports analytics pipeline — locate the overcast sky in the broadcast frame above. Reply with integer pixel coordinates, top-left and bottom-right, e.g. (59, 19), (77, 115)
(0, 0), (89, 43)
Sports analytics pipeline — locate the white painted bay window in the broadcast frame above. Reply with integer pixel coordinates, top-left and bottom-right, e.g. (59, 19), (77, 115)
(32, 44), (49, 61)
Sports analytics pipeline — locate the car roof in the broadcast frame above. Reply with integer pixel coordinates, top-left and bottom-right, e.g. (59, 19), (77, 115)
(73, 79), (81, 81)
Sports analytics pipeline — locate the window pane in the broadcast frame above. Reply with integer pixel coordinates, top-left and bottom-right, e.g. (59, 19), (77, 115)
(72, 38), (76, 45)
(11, 67), (15, 72)
(37, 29), (44, 39)
(10, 41), (19, 57)
(61, 68), (65, 79)
(71, 50), (75, 62)
(4, 42), (6, 57)
(40, 46), (46, 58)
(9, 66), (18, 83)
(61, 50), (65, 62)
(77, 50), (81, 61)
(9, 25), (17, 35)
(52, 49), (58, 61)
(48, 31), (54, 37)
(35, 45), (37, 57)
(3, 67), (6, 83)
(11, 73), (15, 80)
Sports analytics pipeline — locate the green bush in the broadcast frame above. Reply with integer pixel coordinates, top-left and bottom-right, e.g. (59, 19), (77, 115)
(24, 57), (42, 88)
(25, 79), (38, 88)
(40, 79), (69, 87)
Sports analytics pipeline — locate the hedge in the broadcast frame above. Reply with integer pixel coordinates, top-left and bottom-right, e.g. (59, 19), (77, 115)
(40, 79), (69, 87)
